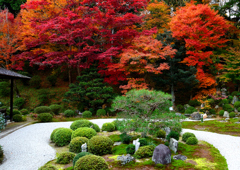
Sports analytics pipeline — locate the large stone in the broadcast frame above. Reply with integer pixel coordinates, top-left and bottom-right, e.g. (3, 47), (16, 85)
(191, 112), (201, 120)
(215, 105), (219, 109)
(175, 113), (182, 117)
(232, 96), (238, 105)
(164, 127), (171, 137)
(152, 144), (171, 165)
(169, 138), (178, 153)
(133, 138), (140, 153)
(117, 154), (135, 165)
(223, 111), (229, 118)
(173, 154), (187, 161)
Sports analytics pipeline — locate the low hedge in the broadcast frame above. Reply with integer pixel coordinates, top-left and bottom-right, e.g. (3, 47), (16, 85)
(38, 113), (53, 122)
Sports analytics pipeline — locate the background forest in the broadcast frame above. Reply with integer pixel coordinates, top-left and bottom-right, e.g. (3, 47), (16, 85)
(0, 0), (239, 112)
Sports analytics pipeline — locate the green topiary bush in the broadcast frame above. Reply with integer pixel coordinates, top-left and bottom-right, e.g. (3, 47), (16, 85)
(73, 152), (93, 167)
(14, 97), (25, 109)
(82, 111), (92, 118)
(88, 136), (113, 155)
(139, 138), (147, 147)
(220, 99), (229, 106)
(50, 128), (64, 142)
(34, 106), (51, 114)
(101, 122), (115, 132)
(188, 99), (201, 107)
(223, 104), (234, 112)
(64, 109), (77, 117)
(74, 155), (109, 170)
(176, 104), (185, 113)
(228, 96), (233, 103)
(54, 128), (73, 146)
(70, 119), (93, 131)
(182, 132), (196, 142)
(229, 112), (236, 118)
(71, 127), (97, 139)
(126, 144), (135, 155)
(111, 120), (119, 130)
(234, 101), (240, 109)
(20, 109), (29, 115)
(38, 113), (53, 122)
(38, 164), (58, 170)
(30, 75), (42, 89)
(56, 152), (75, 164)
(134, 145), (155, 159)
(166, 131), (179, 141)
(0, 145), (4, 164)
(156, 129), (166, 138)
(186, 137), (198, 145)
(219, 110), (224, 116)
(93, 124), (100, 132)
(185, 106), (197, 114)
(96, 109), (106, 117)
(12, 109), (21, 116)
(209, 109), (216, 115)
(49, 104), (61, 115)
(120, 133), (132, 144)
(13, 114), (23, 122)
(69, 137), (89, 153)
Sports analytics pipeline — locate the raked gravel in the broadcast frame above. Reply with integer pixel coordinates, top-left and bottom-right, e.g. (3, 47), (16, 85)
(0, 119), (239, 170)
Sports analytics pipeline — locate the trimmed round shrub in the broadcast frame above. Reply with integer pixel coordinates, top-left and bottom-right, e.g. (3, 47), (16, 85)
(228, 96), (233, 102)
(13, 114), (23, 122)
(185, 106), (197, 114)
(49, 104), (61, 115)
(93, 123), (100, 132)
(38, 113), (53, 122)
(54, 128), (73, 146)
(176, 104), (185, 113)
(96, 109), (106, 117)
(188, 99), (201, 107)
(50, 128), (64, 142)
(88, 136), (113, 155)
(20, 109), (29, 115)
(134, 145), (155, 159)
(120, 133), (132, 144)
(82, 111), (92, 118)
(69, 137), (89, 153)
(112, 120), (119, 130)
(34, 106), (51, 114)
(56, 152), (75, 164)
(14, 97), (25, 109)
(64, 109), (76, 117)
(0, 145), (4, 164)
(238, 107), (240, 112)
(139, 138), (147, 147)
(29, 75), (41, 89)
(220, 99), (229, 106)
(38, 164), (57, 170)
(166, 131), (179, 141)
(73, 152), (93, 167)
(186, 137), (198, 145)
(74, 155), (109, 170)
(234, 101), (240, 109)
(70, 119), (93, 130)
(102, 122), (115, 132)
(209, 109), (216, 115)
(71, 127), (97, 139)
(13, 109), (21, 116)
(182, 132), (196, 142)
(229, 112), (236, 118)
(126, 144), (135, 155)
(156, 129), (166, 138)
(223, 104), (234, 112)
(219, 110), (224, 116)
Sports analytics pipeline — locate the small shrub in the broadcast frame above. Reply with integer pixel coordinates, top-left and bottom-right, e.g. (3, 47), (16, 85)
(176, 104), (185, 113)
(109, 134), (121, 142)
(134, 145), (155, 159)
(186, 137), (198, 145)
(234, 101), (240, 109)
(156, 129), (166, 138)
(73, 152), (93, 167)
(13, 109), (21, 116)
(14, 97), (25, 109)
(182, 132), (196, 142)
(71, 127), (97, 139)
(56, 152), (75, 164)
(219, 110), (224, 116)
(139, 138), (147, 147)
(38, 113), (53, 122)
(54, 128), (73, 146)
(69, 137), (88, 153)
(223, 104), (234, 112)
(38, 164), (57, 170)
(70, 119), (93, 130)
(13, 114), (23, 122)
(34, 106), (51, 114)
(82, 111), (92, 118)
(102, 122), (115, 132)
(20, 109), (29, 115)
(209, 109), (216, 115)
(64, 109), (76, 117)
(88, 136), (113, 155)
(96, 109), (106, 117)
(49, 104), (61, 115)
(228, 96), (233, 102)
(126, 144), (135, 155)
(93, 124), (100, 132)
(188, 99), (201, 107)
(30, 75), (42, 89)
(112, 120), (119, 130)
(120, 133), (132, 144)
(166, 131), (179, 141)
(229, 112), (236, 118)
(50, 127), (64, 142)
(74, 155), (109, 170)
(184, 106), (197, 114)
(220, 99), (229, 106)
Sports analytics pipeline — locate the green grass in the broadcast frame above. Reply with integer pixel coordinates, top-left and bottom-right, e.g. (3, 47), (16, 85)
(112, 144), (128, 155)
(109, 134), (121, 142)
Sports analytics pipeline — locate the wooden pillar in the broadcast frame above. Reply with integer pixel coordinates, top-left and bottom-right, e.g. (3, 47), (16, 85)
(10, 78), (13, 121)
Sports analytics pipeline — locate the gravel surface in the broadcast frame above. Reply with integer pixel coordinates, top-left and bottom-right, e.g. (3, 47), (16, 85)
(0, 119), (239, 170)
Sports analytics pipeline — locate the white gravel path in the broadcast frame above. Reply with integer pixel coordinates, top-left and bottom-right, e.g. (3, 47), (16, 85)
(0, 119), (239, 170)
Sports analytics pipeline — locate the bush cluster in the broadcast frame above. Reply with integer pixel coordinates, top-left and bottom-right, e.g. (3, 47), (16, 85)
(70, 119), (93, 130)
(73, 152), (93, 167)
(56, 152), (75, 164)
(13, 114), (23, 122)
(96, 109), (106, 117)
(185, 106), (197, 114)
(54, 128), (73, 146)
(120, 133), (132, 144)
(176, 104), (185, 113)
(186, 137), (198, 145)
(166, 131), (179, 141)
(38, 164), (57, 170)
(209, 109), (216, 115)
(234, 101), (240, 109)
(20, 109), (29, 115)
(34, 106), (51, 114)
(223, 104), (234, 113)
(219, 110), (224, 116)
(38, 113), (53, 122)
(220, 99), (229, 106)
(74, 155), (109, 170)
(12, 109), (21, 116)
(188, 99), (201, 107)
(49, 104), (61, 115)
(69, 137), (88, 153)
(139, 138), (147, 147)
(156, 129), (166, 138)
(14, 97), (25, 109)
(71, 127), (97, 139)
(88, 136), (113, 155)
(229, 112), (236, 118)
(134, 145), (155, 159)
(102, 122), (115, 132)
(64, 109), (76, 117)
(126, 144), (135, 155)
(182, 132), (196, 142)
(82, 111), (92, 118)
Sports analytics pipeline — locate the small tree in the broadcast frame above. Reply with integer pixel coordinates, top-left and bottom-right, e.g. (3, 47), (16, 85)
(112, 89), (184, 136)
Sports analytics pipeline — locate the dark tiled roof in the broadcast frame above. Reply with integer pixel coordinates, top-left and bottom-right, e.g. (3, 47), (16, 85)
(0, 68), (31, 79)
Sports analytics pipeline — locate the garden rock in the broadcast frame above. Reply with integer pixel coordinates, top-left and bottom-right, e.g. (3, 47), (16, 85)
(169, 138), (178, 153)
(81, 143), (87, 152)
(232, 96), (238, 105)
(173, 154), (187, 161)
(191, 112), (201, 120)
(117, 154), (135, 165)
(133, 138), (140, 152)
(223, 111), (229, 118)
(114, 142), (122, 146)
(215, 105), (219, 109)
(164, 127), (171, 137)
(152, 144), (171, 165)
(175, 113), (182, 116)
(235, 108), (238, 113)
